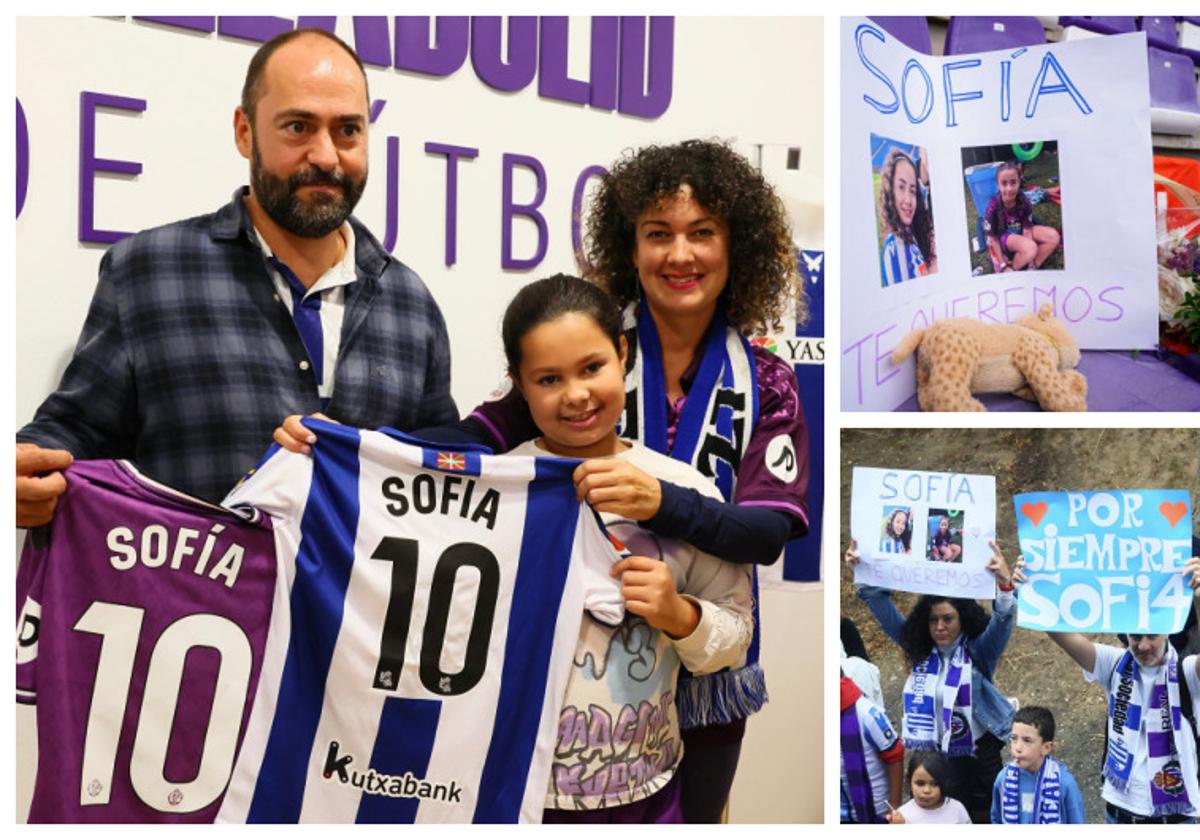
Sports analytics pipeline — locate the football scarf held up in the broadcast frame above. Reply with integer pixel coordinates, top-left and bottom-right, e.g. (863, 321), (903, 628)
(1104, 647), (1200, 818)
(622, 302), (765, 728)
(840, 679), (880, 824)
(999, 757), (1062, 824)
(902, 638), (975, 757)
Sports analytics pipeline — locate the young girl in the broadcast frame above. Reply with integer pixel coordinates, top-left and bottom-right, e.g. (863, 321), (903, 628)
(889, 751), (971, 824)
(930, 516), (962, 563)
(846, 538), (1015, 824)
(498, 274), (755, 823)
(880, 508), (912, 554)
(984, 162), (1061, 272)
(878, 148), (935, 286)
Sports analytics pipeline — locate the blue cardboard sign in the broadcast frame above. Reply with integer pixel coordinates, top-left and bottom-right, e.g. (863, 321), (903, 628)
(1014, 490), (1194, 633)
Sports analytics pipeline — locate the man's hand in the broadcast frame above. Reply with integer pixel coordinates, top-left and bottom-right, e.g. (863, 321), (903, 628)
(574, 459), (662, 521)
(273, 413), (333, 455)
(17, 443), (73, 527)
(611, 555), (698, 639)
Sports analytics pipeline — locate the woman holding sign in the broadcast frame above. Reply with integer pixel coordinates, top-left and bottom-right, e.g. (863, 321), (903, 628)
(1012, 555), (1200, 824)
(845, 539), (1016, 824)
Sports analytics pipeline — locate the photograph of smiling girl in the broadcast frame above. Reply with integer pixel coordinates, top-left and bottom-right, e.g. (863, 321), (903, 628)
(961, 141), (1063, 276)
(872, 134), (936, 287)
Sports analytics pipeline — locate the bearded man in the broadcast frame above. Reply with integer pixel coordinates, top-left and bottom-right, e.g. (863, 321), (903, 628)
(17, 28), (457, 519)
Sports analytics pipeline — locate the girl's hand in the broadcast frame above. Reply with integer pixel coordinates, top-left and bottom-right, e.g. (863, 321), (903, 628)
(1184, 556), (1200, 594)
(844, 538), (860, 567)
(611, 555), (698, 639)
(986, 540), (1012, 587)
(574, 459), (662, 521)
(886, 810), (905, 824)
(273, 413), (333, 455)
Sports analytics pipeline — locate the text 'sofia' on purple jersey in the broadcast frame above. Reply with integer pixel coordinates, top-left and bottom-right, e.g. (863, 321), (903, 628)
(16, 460), (278, 823)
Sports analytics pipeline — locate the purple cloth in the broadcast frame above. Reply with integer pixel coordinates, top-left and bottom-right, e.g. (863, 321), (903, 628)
(841, 698), (878, 823)
(984, 192), (1034, 252)
(542, 773), (683, 823)
(17, 460), (277, 822)
(896, 350), (1200, 412)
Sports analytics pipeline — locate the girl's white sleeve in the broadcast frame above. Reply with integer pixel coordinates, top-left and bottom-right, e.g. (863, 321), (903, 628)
(668, 546), (754, 675)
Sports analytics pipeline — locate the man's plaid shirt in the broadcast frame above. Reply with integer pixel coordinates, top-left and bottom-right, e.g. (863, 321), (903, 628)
(18, 189), (459, 503)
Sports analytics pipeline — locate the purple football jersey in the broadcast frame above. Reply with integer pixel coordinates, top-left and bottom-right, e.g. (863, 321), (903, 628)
(16, 460), (278, 822)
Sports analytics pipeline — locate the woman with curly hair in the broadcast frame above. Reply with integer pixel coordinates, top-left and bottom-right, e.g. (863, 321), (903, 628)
(877, 147), (936, 286)
(845, 538), (1016, 824)
(276, 139), (810, 821)
(466, 138), (810, 822)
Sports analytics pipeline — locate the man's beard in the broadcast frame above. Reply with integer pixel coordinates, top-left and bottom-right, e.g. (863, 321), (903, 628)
(250, 140), (366, 238)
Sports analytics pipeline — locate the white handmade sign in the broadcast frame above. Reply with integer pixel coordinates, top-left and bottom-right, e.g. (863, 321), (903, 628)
(851, 466), (997, 599)
(1014, 489), (1194, 633)
(841, 18), (1157, 410)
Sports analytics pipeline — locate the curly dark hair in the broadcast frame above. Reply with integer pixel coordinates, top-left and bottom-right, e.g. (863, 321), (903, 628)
(878, 148), (935, 266)
(884, 508), (912, 551)
(583, 138), (803, 335)
(899, 596), (990, 668)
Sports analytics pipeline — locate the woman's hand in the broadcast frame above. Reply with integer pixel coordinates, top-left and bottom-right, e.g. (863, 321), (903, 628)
(986, 540), (1012, 587)
(273, 413), (333, 455)
(1184, 555), (1200, 594)
(1012, 555), (1027, 588)
(574, 459), (662, 521)
(886, 809), (905, 824)
(844, 538), (860, 567)
(611, 555), (698, 639)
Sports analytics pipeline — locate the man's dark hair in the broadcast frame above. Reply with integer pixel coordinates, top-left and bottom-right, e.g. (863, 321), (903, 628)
(1013, 705), (1056, 742)
(241, 28), (369, 123)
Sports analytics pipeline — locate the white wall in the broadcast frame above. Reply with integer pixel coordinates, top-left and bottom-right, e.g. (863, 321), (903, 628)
(15, 16), (823, 824)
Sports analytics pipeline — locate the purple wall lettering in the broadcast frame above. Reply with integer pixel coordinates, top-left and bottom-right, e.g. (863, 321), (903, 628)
(538, 18), (591, 106)
(571, 164), (608, 270)
(394, 17), (469, 76)
(501, 153), (548, 270)
(589, 18), (620, 110)
(618, 17), (674, 119)
(426, 142), (480, 266)
(217, 17), (294, 44)
(352, 18), (391, 68)
(17, 98), (29, 218)
(471, 17), (538, 93)
(383, 136), (399, 253)
(132, 17), (215, 33)
(79, 92), (146, 245)
(369, 100), (387, 123)
(297, 17), (337, 33)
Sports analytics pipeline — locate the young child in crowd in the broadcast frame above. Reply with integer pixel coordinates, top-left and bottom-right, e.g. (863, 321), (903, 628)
(498, 274), (754, 823)
(990, 706), (1085, 823)
(889, 751), (971, 824)
(840, 671), (904, 823)
(984, 162), (1061, 272)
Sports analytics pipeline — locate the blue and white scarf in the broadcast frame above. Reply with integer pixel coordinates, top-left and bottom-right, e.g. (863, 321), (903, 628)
(902, 638), (975, 757)
(619, 302), (765, 728)
(1104, 646), (1199, 817)
(999, 757), (1062, 823)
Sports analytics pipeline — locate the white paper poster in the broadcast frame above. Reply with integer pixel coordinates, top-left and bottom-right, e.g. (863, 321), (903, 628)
(841, 19), (1157, 410)
(851, 466), (997, 599)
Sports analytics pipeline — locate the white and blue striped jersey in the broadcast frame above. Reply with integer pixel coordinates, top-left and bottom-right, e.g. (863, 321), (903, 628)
(216, 420), (625, 824)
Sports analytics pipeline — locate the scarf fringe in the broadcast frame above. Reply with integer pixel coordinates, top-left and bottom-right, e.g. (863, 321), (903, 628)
(1152, 799), (1194, 818)
(677, 664), (768, 730)
(1102, 764), (1130, 793)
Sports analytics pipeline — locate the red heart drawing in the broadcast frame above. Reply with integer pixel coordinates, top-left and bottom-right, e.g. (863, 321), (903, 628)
(1021, 501), (1048, 528)
(1159, 501), (1187, 528)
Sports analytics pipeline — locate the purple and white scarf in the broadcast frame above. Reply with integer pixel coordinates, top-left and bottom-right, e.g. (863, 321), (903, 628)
(1104, 647), (1199, 818)
(999, 757), (1062, 823)
(902, 638), (975, 757)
